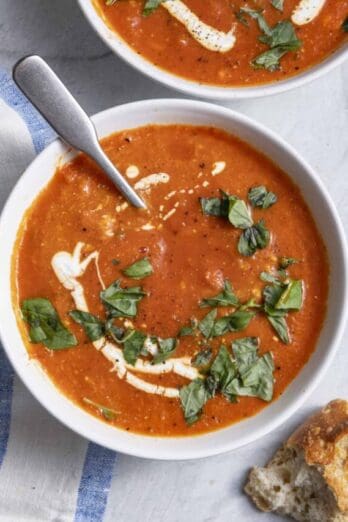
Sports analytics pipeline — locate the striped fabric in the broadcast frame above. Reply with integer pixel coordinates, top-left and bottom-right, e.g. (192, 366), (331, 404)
(0, 71), (117, 522)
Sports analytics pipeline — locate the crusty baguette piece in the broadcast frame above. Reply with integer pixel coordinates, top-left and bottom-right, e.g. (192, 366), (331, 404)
(245, 400), (348, 521)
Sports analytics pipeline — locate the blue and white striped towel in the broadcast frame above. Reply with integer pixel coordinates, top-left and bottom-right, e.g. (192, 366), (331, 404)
(0, 71), (117, 522)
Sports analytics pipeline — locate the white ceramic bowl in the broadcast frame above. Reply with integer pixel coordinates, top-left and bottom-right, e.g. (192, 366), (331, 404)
(78, 0), (348, 100)
(0, 99), (347, 459)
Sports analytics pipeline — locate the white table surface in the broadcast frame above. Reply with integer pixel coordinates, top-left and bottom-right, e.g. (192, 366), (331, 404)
(0, 1), (347, 521)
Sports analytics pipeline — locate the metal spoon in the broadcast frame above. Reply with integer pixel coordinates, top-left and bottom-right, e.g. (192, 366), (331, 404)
(13, 55), (146, 209)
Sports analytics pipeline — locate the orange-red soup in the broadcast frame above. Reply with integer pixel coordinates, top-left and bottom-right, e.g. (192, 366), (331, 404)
(13, 125), (328, 436)
(95, 0), (348, 87)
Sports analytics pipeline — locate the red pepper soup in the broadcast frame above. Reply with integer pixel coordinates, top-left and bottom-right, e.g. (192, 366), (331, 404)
(13, 125), (328, 436)
(94, 0), (348, 87)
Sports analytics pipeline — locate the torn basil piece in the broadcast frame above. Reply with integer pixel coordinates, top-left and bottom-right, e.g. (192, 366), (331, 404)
(123, 257), (153, 279)
(69, 310), (105, 341)
(209, 345), (238, 402)
(232, 337), (259, 374)
(21, 298), (77, 350)
(153, 337), (177, 364)
(279, 256), (299, 269)
(199, 191), (229, 217)
(179, 379), (209, 425)
(143, 0), (164, 16)
(248, 185), (277, 209)
(271, 0), (284, 11)
(198, 309), (217, 339)
(212, 310), (255, 337)
(200, 279), (239, 308)
(275, 280), (303, 311)
(238, 220), (270, 256)
(252, 46), (289, 71)
(100, 280), (146, 318)
(228, 197), (253, 229)
(267, 315), (290, 344)
(230, 352), (275, 402)
(122, 330), (147, 365)
(192, 347), (213, 369)
(178, 319), (198, 337)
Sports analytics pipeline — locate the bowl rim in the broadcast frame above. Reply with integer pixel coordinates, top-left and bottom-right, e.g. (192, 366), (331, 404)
(0, 98), (347, 460)
(77, 0), (348, 100)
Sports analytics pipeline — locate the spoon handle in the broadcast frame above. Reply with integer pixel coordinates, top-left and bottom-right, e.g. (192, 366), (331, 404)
(13, 55), (146, 209)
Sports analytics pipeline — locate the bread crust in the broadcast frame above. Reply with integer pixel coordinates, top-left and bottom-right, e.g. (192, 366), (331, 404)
(287, 399), (348, 513)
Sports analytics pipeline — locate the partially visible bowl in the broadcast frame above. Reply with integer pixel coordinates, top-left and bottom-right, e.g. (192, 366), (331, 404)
(0, 99), (347, 459)
(78, 0), (348, 100)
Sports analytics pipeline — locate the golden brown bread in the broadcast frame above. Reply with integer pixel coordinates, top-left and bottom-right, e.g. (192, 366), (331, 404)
(287, 399), (348, 513)
(245, 400), (348, 521)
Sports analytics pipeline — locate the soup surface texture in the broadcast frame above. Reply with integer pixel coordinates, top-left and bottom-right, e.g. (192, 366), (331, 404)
(95, 0), (348, 87)
(13, 125), (328, 436)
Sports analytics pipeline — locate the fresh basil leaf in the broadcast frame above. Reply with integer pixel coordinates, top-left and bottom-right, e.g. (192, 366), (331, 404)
(275, 280), (303, 310)
(263, 283), (284, 309)
(271, 0), (284, 11)
(238, 220), (270, 256)
(231, 352), (274, 401)
(228, 197), (253, 229)
(198, 309), (217, 339)
(100, 280), (146, 318)
(179, 378), (209, 424)
(252, 46), (289, 71)
(200, 279), (239, 308)
(69, 310), (104, 341)
(209, 345), (238, 401)
(83, 397), (119, 421)
(279, 256), (299, 269)
(143, 0), (164, 16)
(200, 192), (229, 217)
(232, 337), (259, 374)
(259, 20), (301, 49)
(105, 318), (124, 343)
(240, 7), (271, 35)
(178, 319), (197, 337)
(343, 17), (348, 32)
(153, 337), (177, 364)
(192, 347), (213, 369)
(21, 298), (77, 350)
(123, 257), (153, 279)
(212, 310), (255, 337)
(248, 185), (277, 209)
(123, 330), (147, 365)
(267, 315), (290, 344)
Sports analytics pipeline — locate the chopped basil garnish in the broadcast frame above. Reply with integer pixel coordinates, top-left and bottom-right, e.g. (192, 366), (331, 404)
(239, 8), (301, 71)
(179, 378), (210, 425)
(279, 256), (299, 269)
(192, 347), (213, 369)
(238, 220), (270, 256)
(248, 185), (277, 209)
(263, 278), (303, 343)
(143, 0), (164, 16)
(271, 0), (284, 11)
(180, 338), (275, 424)
(69, 310), (104, 341)
(153, 337), (177, 364)
(260, 272), (281, 284)
(211, 310), (255, 337)
(209, 345), (238, 402)
(200, 190), (271, 257)
(21, 298), (77, 349)
(198, 309), (217, 339)
(123, 257), (153, 279)
(121, 330), (147, 365)
(200, 279), (239, 308)
(234, 9), (249, 26)
(83, 397), (118, 421)
(178, 319), (198, 337)
(228, 197), (253, 229)
(100, 280), (146, 318)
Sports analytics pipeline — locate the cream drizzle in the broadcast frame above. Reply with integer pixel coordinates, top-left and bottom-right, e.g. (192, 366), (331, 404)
(163, 0), (236, 53)
(51, 243), (199, 398)
(291, 0), (326, 26)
